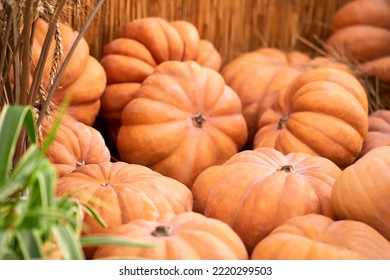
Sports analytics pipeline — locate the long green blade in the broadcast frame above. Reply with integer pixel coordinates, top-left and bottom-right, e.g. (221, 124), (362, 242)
(80, 235), (153, 248)
(0, 146), (42, 200)
(15, 230), (44, 259)
(52, 224), (84, 260)
(0, 105), (37, 183)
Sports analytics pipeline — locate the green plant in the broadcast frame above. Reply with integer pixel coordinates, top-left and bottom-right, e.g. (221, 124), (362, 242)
(0, 104), (84, 259)
(0, 0), (150, 260)
(0, 104), (151, 260)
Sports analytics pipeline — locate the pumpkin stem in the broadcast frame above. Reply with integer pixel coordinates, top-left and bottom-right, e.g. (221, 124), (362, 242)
(192, 112), (206, 128)
(76, 160), (85, 167)
(278, 165), (295, 173)
(101, 182), (111, 187)
(151, 225), (172, 237)
(278, 114), (288, 129)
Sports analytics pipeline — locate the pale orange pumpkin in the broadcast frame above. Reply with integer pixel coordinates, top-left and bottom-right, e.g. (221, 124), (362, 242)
(253, 67), (369, 168)
(359, 109), (390, 157)
(100, 17), (222, 144)
(326, 0), (390, 84)
(221, 48), (353, 146)
(32, 19), (106, 126)
(55, 161), (193, 235)
(251, 214), (390, 260)
(331, 145), (390, 241)
(192, 147), (342, 252)
(93, 212), (248, 260)
(41, 114), (111, 177)
(117, 60), (247, 188)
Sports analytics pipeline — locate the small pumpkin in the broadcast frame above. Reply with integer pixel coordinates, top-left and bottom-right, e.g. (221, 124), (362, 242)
(41, 114), (111, 177)
(117, 60), (247, 188)
(32, 19), (106, 126)
(359, 109), (390, 157)
(93, 211), (248, 260)
(251, 214), (390, 260)
(191, 147), (342, 252)
(55, 161), (193, 235)
(100, 17), (222, 143)
(326, 0), (390, 84)
(253, 67), (369, 168)
(220, 48), (353, 146)
(331, 145), (390, 241)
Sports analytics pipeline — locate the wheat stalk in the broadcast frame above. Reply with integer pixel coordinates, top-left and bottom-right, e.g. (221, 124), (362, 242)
(0, 0), (104, 166)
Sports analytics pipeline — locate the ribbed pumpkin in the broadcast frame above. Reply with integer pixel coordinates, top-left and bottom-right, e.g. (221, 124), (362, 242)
(220, 48), (353, 146)
(253, 67), (369, 168)
(93, 212), (248, 260)
(331, 146), (390, 241)
(117, 60), (247, 188)
(191, 147), (342, 252)
(359, 109), (390, 157)
(41, 114), (111, 177)
(100, 17), (222, 143)
(55, 161), (193, 235)
(32, 19), (106, 126)
(326, 0), (390, 84)
(251, 214), (390, 260)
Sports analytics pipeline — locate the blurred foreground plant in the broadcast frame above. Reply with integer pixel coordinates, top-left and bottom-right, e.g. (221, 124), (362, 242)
(0, 1), (151, 259)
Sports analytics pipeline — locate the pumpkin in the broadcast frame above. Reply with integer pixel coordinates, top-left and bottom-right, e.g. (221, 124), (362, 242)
(331, 145), (390, 241)
(100, 17), (222, 143)
(220, 48), (353, 147)
(326, 0), (390, 84)
(253, 67), (369, 168)
(359, 109), (390, 157)
(191, 147), (342, 252)
(55, 161), (193, 235)
(251, 214), (390, 260)
(117, 60), (247, 188)
(93, 211), (248, 260)
(31, 19), (106, 126)
(41, 114), (111, 177)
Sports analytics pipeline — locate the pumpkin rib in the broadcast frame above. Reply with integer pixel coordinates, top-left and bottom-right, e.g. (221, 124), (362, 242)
(275, 128), (317, 156)
(351, 156), (390, 221)
(285, 113), (361, 157)
(290, 85), (367, 128)
(102, 38), (158, 67)
(229, 168), (276, 230)
(136, 77), (195, 113)
(331, 152), (390, 232)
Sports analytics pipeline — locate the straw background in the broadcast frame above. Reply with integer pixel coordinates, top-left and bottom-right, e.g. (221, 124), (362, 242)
(63, 0), (350, 65)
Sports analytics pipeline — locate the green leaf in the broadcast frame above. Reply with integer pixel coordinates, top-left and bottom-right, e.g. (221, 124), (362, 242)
(0, 105), (37, 184)
(52, 224), (84, 260)
(80, 235), (153, 248)
(0, 146), (43, 200)
(0, 231), (14, 259)
(81, 202), (107, 229)
(28, 158), (57, 209)
(15, 230), (44, 259)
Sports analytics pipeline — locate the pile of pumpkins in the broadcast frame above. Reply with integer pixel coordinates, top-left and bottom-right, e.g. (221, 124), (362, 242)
(36, 0), (390, 260)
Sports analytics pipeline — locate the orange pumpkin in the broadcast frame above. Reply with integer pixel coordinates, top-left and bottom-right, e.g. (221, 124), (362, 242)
(41, 114), (111, 177)
(251, 214), (390, 260)
(100, 17), (222, 143)
(55, 161), (193, 235)
(117, 60), (247, 188)
(220, 48), (353, 146)
(253, 67), (369, 168)
(191, 147), (342, 252)
(93, 212), (248, 260)
(331, 146), (390, 241)
(326, 0), (390, 84)
(31, 19), (106, 126)
(359, 109), (390, 157)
